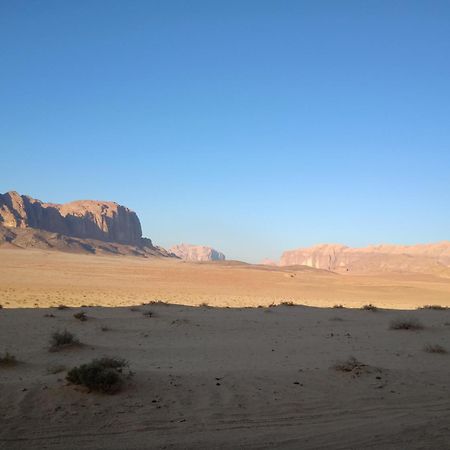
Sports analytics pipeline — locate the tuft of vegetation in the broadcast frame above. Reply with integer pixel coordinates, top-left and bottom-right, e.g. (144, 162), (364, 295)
(268, 302), (278, 308)
(424, 344), (447, 354)
(390, 318), (424, 331)
(47, 364), (66, 374)
(66, 357), (129, 394)
(418, 305), (447, 310)
(329, 316), (344, 322)
(333, 304), (344, 309)
(333, 356), (366, 373)
(74, 311), (88, 321)
(142, 311), (154, 318)
(0, 351), (17, 367)
(56, 304), (70, 310)
(147, 300), (168, 306)
(281, 301), (295, 306)
(49, 330), (80, 352)
(362, 304), (378, 312)
(199, 302), (210, 308)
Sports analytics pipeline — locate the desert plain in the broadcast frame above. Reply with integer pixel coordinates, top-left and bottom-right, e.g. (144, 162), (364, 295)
(1, 248), (450, 449)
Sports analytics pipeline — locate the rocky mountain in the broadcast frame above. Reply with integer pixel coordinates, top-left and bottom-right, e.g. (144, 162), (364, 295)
(170, 243), (225, 262)
(0, 191), (171, 258)
(279, 242), (450, 274)
(0, 191), (142, 245)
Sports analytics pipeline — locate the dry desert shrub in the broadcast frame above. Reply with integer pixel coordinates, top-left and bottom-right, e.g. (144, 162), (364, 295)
(424, 344), (447, 354)
(333, 356), (367, 374)
(147, 300), (168, 305)
(74, 311), (88, 321)
(362, 304), (378, 312)
(56, 304), (70, 310)
(199, 302), (210, 308)
(66, 357), (129, 394)
(49, 330), (80, 352)
(390, 318), (424, 331)
(0, 351), (17, 367)
(418, 305), (447, 310)
(333, 304), (344, 309)
(47, 364), (66, 374)
(281, 301), (295, 306)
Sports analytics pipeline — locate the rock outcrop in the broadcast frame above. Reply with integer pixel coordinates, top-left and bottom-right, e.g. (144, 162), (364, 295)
(169, 243), (225, 262)
(279, 242), (450, 274)
(0, 191), (142, 245)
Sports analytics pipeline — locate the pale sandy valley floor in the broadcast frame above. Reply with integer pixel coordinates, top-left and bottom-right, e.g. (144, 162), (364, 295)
(0, 249), (450, 449)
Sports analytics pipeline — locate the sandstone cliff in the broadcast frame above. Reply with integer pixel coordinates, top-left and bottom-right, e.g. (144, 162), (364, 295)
(169, 243), (226, 262)
(0, 191), (142, 245)
(279, 242), (450, 274)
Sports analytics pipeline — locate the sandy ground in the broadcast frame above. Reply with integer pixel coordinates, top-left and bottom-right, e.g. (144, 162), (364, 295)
(1, 304), (450, 449)
(1, 248), (450, 309)
(1, 249), (450, 449)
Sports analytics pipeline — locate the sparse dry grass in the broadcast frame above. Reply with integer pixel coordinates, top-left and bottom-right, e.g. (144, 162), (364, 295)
(418, 305), (447, 310)
(281, 301), (295, 306)
(0, 351), (17, 367)
(424, 344), (447, 354)
(362, 304), (378, 312)
(333, 356), (366, 373)
(333, 304), (344, 309)
(56, 304), (70, 310)
(390, 318), (424, 331)
(74, 311), (88, 321)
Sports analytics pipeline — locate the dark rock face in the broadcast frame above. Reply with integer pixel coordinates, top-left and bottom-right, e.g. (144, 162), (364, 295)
(0, 191), (143, 245)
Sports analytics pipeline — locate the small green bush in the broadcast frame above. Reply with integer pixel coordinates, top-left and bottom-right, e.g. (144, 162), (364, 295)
(49, 330), (80, 351)
(66, 357), (129, 394)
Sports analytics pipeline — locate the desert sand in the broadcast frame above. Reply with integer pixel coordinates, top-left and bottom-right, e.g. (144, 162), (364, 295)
(1, 248), (450, 449)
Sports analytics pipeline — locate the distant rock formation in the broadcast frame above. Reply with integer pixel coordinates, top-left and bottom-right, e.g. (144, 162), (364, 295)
(260, 258), (278, 266)
(170, 243), (225, 262)
(0, 191), (172, 258)
(279, 242), (450, 273)
(0, 191), (142, 245)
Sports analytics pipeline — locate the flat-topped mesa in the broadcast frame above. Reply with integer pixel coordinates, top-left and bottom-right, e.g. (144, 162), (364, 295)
(0, 191), (142, 245)
(170, 243), (226, 262)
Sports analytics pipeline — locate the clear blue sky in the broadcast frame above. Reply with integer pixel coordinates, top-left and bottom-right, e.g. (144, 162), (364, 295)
(1, 1), (449, 262)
